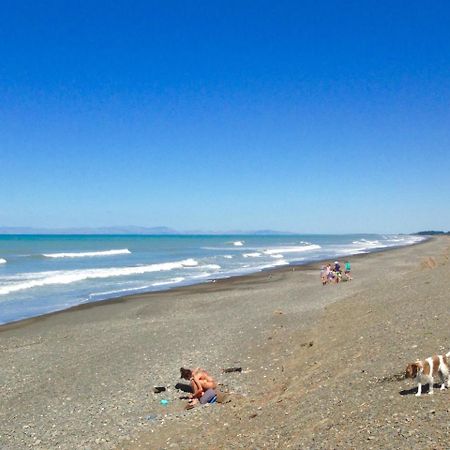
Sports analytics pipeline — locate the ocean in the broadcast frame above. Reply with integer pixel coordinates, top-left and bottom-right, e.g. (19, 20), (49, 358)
(0, 234), (425, 325)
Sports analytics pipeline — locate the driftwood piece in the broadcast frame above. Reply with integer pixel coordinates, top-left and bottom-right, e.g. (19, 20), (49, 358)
(223, 367), (242, 373)
(153, 386), (166, 393)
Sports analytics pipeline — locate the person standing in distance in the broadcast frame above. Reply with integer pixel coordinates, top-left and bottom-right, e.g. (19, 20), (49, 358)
(344, 260), (352, 280)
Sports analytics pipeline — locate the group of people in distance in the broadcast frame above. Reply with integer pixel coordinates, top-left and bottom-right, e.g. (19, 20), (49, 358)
(320, 260), (352, 285)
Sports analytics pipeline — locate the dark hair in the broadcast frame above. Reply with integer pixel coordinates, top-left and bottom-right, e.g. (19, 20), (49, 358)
(180, 367), (192, 380)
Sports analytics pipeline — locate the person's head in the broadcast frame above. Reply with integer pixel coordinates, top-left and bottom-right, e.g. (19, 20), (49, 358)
(180, 367), (192, 380)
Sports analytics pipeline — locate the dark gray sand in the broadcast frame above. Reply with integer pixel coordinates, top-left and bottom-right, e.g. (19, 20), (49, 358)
(1, 236), (449, 449)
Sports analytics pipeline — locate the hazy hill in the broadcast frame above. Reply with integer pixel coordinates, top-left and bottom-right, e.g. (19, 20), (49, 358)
(0, 226), (296, 235)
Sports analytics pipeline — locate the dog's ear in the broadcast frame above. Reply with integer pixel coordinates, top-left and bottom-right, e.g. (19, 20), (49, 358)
(405, 363), (418, 378)
(405, 363), (412, 378)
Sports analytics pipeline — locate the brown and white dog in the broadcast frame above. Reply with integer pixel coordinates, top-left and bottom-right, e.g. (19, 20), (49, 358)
(405, 352), (450, 396)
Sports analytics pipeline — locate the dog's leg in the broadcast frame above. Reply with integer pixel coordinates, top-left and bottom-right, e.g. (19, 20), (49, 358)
(439, 371), (447, 390)
(416, 382), (422, 397)
(437, 356), (448, 390)
(428, 377), (434, 395)
(439, 363), (450, 389)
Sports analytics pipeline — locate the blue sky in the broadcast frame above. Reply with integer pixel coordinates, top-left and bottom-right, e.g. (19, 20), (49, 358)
(1, 1), (449, 233)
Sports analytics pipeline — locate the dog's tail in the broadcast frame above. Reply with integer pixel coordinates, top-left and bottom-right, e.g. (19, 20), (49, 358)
(446, 351), (450, 358)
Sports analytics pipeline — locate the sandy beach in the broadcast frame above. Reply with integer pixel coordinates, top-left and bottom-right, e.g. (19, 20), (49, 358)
(1, 235), (450, 449)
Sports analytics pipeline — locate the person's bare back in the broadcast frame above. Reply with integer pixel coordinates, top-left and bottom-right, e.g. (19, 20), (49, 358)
(180, 367), (218, 406)
(191, 368), (217, 396)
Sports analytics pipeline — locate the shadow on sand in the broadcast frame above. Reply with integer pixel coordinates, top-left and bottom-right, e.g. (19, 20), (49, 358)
(400, 383), (443, 396)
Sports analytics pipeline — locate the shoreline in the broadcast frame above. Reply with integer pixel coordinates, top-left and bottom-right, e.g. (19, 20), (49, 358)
(0, 238), (428, 331)
(1, 236), (447, 450)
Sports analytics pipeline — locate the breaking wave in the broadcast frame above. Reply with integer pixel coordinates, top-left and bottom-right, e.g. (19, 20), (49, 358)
(0, 258), (198, 295)
(264, 244), (321, 255)
(151, 277), (186, 287)
(243, 252), (262, 258)
(43, 249), (131, 258)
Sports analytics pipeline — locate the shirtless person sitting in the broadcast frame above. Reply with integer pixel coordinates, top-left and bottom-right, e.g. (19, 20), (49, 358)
(180, 367), (218, 408)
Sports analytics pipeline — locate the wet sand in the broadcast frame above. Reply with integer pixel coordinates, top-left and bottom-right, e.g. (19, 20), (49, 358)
(1, 236), (449, 449)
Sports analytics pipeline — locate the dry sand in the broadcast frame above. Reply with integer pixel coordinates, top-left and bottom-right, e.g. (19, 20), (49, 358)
(1, 236), (449, 449)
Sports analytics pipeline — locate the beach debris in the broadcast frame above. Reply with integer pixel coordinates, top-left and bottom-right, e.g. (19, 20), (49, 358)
(175, 382), (193, 393)
(145, 414), (159, 421)
(153, 386), (166, 394)
(160, 399), (169, 405)
(376, 371), (405, 383)
(301, 341), (314, 347)
(273, 310), (284, 315)
(222, 367), (242, 373)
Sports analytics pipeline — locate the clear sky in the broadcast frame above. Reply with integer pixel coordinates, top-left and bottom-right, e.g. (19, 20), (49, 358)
(1, 1), (449, 233)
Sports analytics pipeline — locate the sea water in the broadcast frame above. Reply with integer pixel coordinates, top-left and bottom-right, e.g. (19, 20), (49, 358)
(0, 234), (425, 324)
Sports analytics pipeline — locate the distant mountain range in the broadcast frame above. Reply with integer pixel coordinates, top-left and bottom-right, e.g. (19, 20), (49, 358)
(0, 226), (297, 235)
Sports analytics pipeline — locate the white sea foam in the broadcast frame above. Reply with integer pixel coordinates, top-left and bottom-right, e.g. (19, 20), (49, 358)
(264, 244), (321, 255)
(152, 277), (185, 287)
(257, 259), (289, 269)
(351, 239), (380, 247)
(351, 239), (387, 251)
(89, 285), (153, 298)
(191, 272), (212, 279)
(272, 259), (289, 266)
(199, 264), (221, 270)
(270, 254), (284, 259)
(386, 235), (424, 245)
(0, 258), (198, 295)
(0, 258), (6, 264)
(243, 252), (262, 258)
(232, 241), (244, 246)
(223, 255), (233, 259)
(43, 249), (131, 258)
